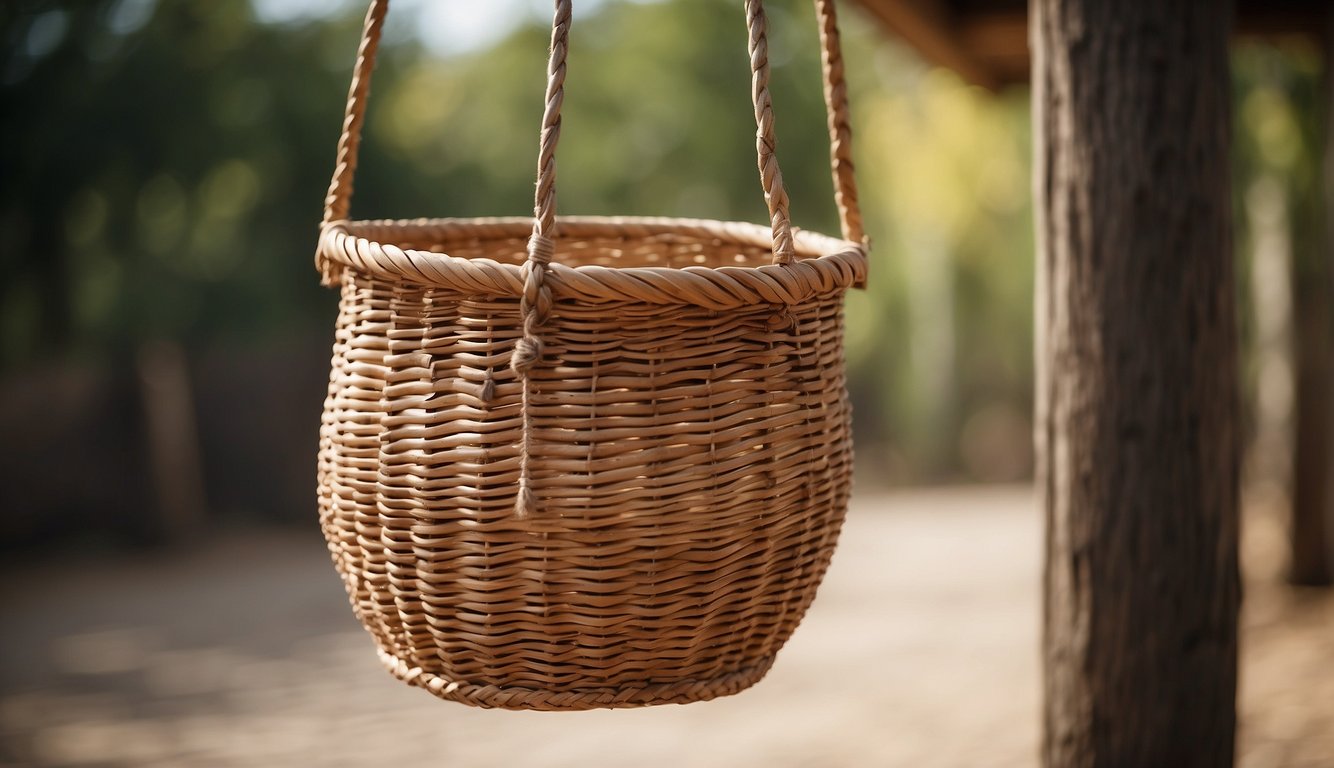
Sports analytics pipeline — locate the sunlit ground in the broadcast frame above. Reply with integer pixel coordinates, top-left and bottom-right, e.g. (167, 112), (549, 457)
(1, 487), (1330, 767)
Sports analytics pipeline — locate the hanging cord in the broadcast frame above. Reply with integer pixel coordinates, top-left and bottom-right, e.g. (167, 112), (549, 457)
(746, 0), (796, 265)
(318, 0), (389, 285)
(814, 0), (865, 246)
(511, 0), (571, 518)
(509, 0), (811, 514)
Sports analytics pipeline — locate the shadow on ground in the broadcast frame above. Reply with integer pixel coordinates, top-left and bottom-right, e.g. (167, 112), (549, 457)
(1, 487), (1330, 767)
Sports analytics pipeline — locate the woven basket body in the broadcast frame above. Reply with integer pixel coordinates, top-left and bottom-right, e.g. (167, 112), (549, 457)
(315, 1), (867, 711)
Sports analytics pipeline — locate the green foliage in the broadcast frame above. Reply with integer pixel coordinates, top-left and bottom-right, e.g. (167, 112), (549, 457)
(2, 0), (402, 361)
(0, 0), (1070, 484)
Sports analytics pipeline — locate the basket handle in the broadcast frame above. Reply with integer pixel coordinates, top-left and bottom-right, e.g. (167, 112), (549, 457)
(321, 0), (387, 230)
(320, 0), (863, 255)
(521, 0), (810, 273)
(815, 0), (864, 245)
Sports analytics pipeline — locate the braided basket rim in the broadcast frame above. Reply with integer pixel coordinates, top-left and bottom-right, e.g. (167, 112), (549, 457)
(318, 215), (867, 308)
(379, 648), (778, 711)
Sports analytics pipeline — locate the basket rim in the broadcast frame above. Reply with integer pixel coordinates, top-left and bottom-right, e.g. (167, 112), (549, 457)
(379, 646), (776, 710)
(318, 215), (867, 308)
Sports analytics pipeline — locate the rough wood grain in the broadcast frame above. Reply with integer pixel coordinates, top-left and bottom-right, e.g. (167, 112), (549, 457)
(1033, 1), (1241, 764)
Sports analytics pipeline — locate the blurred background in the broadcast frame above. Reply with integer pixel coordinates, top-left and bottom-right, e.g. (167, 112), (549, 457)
(0, 1), (1330, 766)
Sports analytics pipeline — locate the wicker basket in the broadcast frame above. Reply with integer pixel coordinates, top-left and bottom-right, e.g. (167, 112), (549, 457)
(315, 0), (868, 711)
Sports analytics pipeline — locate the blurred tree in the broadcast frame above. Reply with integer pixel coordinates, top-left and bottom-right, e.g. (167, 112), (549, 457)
(1232, 42), (1332, 585)
(366, 1), (1036, 484)
(1, 0), (417, 364)
(0, 0), (1038, 496)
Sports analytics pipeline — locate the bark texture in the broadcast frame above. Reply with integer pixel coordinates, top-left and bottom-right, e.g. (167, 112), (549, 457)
(1033, 1), (1241, 765)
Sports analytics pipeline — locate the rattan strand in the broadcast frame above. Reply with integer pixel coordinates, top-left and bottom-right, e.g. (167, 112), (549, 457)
(815, 0), (864, 245)
(320, 218), (865, 307)
(315, 0), (866, 710)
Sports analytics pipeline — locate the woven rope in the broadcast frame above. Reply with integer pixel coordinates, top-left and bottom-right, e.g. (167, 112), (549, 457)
(745, 0), (795, 264)
(314, 0), (867, 711)
(815, 0), (864, 245)
(512, 0), (571, 516)
(318, 0), (387, 285)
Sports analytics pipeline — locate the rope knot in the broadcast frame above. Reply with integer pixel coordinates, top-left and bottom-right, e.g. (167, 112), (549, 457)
(527, 233), (555, 265)
(513, 231), (556, 519)
(511, 336), (544, 375)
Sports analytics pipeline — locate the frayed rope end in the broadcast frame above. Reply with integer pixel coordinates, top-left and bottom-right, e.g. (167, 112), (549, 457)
(511, 336), (544, 375)
(515, 481), (536, 519)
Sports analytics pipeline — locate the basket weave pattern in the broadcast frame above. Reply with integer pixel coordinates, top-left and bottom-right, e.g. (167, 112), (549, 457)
(316, 0), (867, 711)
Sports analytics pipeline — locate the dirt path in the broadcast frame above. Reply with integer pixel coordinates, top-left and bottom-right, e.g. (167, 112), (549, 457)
(1, 487), (1329, 767)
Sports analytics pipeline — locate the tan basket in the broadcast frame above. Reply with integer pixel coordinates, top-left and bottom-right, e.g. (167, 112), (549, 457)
(315, 0), (868, 711)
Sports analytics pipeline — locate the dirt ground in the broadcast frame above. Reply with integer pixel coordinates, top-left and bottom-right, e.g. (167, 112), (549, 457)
(1, 487), (1330, 767)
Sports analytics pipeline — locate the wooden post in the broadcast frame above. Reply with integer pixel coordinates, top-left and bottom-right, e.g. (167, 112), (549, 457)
(1289, 13), (1334, 587)
(1033, 1), (1241, 765)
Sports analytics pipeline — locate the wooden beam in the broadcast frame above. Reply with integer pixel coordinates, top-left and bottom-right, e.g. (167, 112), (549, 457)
(958, 13), (1027, 63)
(854, 0), (1000, 89)
(958, 13), (1029, 87)
(1236, 5), (1327, 38)
(851, 0), (1328, 89)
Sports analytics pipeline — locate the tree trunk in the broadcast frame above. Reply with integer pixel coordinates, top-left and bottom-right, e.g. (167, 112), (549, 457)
(1033, 2), (1240, 766)
(1288, 15), (1334, 587)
